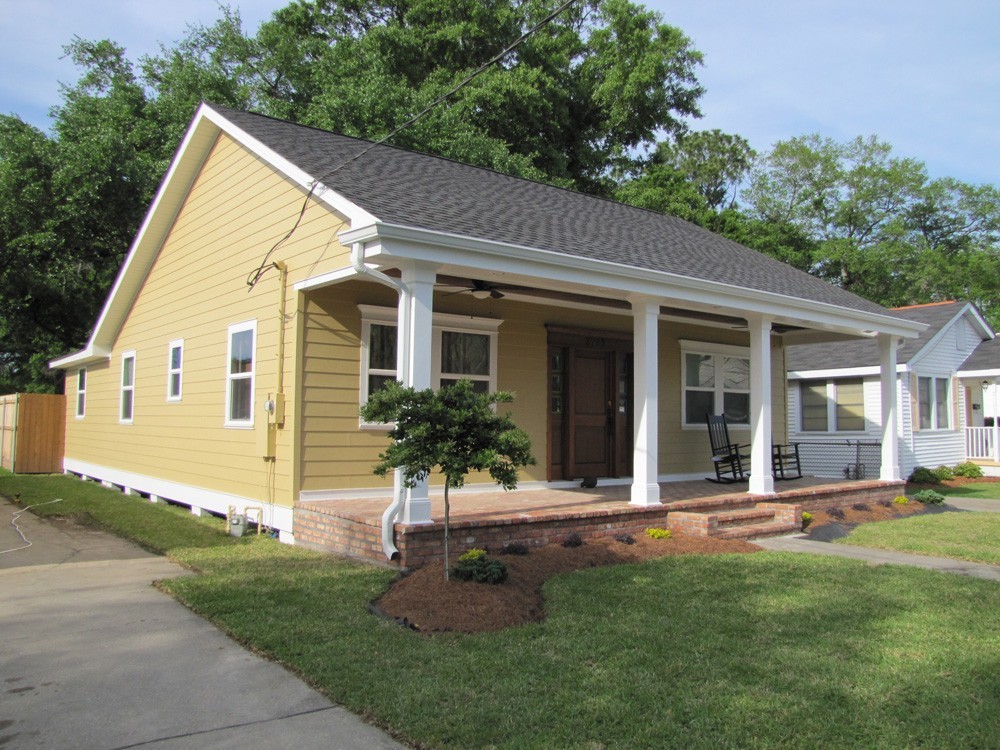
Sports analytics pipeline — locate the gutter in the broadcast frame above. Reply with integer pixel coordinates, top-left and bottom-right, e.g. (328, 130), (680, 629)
(350, 242), (408, 560)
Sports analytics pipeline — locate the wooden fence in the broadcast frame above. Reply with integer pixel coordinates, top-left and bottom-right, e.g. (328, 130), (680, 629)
(0, 393), (66, 473)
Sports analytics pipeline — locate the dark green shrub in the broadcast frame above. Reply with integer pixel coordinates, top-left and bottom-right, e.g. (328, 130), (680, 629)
(851, 503), (870, 512)
(499, 542), (529, 556)
(912, 489), (946, 505)
(908, 466), (940, 484)
(452, 548), (509, 584)
(562, 532), (584, 548)
(827, 507), (846, 520)
(614, 533), (636, 545)
(954, 461), (985, 479)
(933, 465), (955, 481)
(878, 499), (892, 508)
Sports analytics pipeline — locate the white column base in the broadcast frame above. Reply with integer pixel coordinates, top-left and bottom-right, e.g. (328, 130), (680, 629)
(629, 483), (662, 507)
(749, 474), (775, 495)
(400, 480), (433, 524)
(190, 505), (204, 517)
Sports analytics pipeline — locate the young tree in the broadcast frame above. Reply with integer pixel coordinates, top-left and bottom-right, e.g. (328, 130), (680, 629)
(360, 379), (535, 580)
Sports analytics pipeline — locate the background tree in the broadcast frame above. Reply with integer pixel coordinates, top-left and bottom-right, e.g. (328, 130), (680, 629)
(360, 380), (535, 580)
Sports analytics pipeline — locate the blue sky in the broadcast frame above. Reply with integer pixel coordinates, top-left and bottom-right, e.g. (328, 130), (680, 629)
(2, 0), (997, 186)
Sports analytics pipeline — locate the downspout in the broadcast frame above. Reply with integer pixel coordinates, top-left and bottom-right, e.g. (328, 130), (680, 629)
(350, 242), (409, 560)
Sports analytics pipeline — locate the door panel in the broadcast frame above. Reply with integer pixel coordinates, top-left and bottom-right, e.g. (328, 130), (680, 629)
(570, 350), (612, 477)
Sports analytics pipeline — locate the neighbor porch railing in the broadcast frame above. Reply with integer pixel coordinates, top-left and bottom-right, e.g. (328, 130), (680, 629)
(792, 439), (882, 480)
(965, 425), (1000, 462)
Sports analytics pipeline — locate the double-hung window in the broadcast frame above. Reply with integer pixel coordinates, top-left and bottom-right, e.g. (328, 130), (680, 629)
(167, 339), (183, 401)
(918, 376), (951, 430)
(120, 352), (136, 423)
(76, 368), (87, 418)
(681, 341), (750, 427)
(359, 306), (500, 425)
(226, 321), (256, 427)
(800, 379), (865, 432)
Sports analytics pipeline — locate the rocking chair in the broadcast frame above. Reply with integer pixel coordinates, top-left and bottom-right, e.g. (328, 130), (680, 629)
(705, 414), (750, 483)
(772, 442), (802, 480)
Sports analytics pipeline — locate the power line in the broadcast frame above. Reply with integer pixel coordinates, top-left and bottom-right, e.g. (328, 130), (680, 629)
(247, 0), (581, 290)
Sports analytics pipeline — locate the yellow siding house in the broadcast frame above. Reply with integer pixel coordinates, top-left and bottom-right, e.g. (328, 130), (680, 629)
(50, 104), (924, 552)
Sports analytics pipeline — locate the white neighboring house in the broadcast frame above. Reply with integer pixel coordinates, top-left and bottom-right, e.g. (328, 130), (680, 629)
(786, 301), (1000, 479)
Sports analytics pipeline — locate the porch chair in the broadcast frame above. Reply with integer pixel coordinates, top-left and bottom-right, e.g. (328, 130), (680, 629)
(771, 442), (802, 480)
(705, 414), (750, 483)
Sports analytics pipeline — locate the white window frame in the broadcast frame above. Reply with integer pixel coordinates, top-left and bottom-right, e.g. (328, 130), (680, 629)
(358, 305), (501, 428)
(680, 340), (751, 429)
(799, 378), (867, 434)
(918, 375), (952, 431)
(167, 339), (184, 402)
(225, 321), (256, 428)
(120, 351), (136, 424)
(76, 368), (87, 419)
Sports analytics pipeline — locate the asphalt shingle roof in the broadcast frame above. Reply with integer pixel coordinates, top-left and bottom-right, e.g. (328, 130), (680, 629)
(960, 335), (1000, 372)
(786, 301), (992, 372)
(214, 105), (897, 317)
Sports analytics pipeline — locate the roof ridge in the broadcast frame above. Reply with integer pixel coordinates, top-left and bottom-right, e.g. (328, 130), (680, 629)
(891, 300), (958, 311)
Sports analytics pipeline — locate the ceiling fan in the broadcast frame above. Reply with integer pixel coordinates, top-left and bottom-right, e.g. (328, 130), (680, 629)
(442, 279), (506, 300)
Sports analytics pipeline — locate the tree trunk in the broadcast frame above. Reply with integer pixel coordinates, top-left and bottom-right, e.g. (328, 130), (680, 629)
(443, 483), (450, 582)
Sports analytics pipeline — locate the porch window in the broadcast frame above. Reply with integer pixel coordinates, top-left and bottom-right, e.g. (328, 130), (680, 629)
(226, 321), (256, 427)
(681, 342), (750, 426)
(120, 352), (135, 423)
(800, 379), (865, 432)
(359, 306), (501, 424)
(167, 339), (183, 401)
(918, 376), (951, 430)
(76, 368), (86, 418)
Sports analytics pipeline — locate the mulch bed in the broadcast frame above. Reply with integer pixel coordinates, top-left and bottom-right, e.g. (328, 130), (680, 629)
(375, 484), (983, 634)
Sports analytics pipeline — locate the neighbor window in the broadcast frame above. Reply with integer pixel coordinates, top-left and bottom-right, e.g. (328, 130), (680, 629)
(681, 343), (750, 426)
(359, 306), (501, 424)
(918, 376), (951, 430)
(226, 321), (256, 427)
(167, 339), (183, 401)
(800, 379), (865, 432)
(76, 368), (86, 418)
(120, 352), (136, 423)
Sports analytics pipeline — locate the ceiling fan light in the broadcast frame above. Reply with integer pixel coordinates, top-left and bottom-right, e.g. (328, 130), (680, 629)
(471, 289), (491, 300)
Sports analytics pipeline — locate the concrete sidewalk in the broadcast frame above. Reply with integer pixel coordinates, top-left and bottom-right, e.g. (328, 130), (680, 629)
(1, 498), (404, 749)
(755, 497), (1000, 581)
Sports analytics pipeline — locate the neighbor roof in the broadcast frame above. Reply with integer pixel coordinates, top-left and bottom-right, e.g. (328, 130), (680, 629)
(214, 105), (897, 318)
(960, 335), (1000, 374)
(787, 301), (994, 373)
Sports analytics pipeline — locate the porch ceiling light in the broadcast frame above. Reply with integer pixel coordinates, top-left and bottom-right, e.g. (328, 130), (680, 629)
(471, 288), (492, 300)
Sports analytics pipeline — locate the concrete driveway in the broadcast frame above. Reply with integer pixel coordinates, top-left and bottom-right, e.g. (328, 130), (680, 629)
(0, 498), (404, 749)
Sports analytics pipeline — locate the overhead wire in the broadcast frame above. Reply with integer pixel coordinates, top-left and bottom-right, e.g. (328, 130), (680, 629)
(246, 0), (581, 290)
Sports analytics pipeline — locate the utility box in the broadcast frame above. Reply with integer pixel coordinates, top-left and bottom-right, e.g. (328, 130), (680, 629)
(0, 393), (66, 474)
(229, 514), (247, 538)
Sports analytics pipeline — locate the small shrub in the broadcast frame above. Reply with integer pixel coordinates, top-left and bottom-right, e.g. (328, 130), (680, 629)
(912, 489), (946, 505)
(562, 532), (584, 548)
(851, 503), (870, 512)
(827, 507), (846, 520)
(954, 461), (985, 479)
(801, 511), (813, 529)
(893, 495), (909, 505)
(908, 466), (940, 485)
(452, 548), (509, 584)
(614, 533), (636, 545)
(499, 542), (529, 556)
(646, 527), (672, 540)
(933, 465), (955, 481)
(878, 499), (892, 508)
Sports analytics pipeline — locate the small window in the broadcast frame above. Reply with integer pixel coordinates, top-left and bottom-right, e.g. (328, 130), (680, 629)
(918, 376), (951, 431)
(76, 368), (87, 418)
(167, 339), (183, 401)
(226, 322), (256, 427)
(682, 347), (750, 426)
(438, 330), (491, 394)
(800, 381), (828, 431)
(800, 379), (865, 432)
(120, 352), (136, 423)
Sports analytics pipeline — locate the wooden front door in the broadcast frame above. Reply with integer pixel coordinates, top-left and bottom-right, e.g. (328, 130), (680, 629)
(547, 327), (633, 481)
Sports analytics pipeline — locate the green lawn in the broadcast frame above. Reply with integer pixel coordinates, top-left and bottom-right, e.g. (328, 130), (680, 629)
(839, 512), (1000, 566)
(4, 474), (1000, 749)
(929, 482), (1000, 500)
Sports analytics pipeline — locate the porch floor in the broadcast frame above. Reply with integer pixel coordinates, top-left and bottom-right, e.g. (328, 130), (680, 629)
(295, 476), (904, 568)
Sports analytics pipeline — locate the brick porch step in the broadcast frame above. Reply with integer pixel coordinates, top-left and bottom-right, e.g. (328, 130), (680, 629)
(668, 502), (803, 541)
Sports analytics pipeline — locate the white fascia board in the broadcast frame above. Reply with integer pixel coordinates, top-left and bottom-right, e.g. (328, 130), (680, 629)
(788, 364), (908, 380)
(958, 368), (1000, 379)
(293, 265), (359, 292)
(908, 303), (993, 370)
(341, 222), (927, 339)
(201, 105), (378, 228)
(48, 345), (112, 370)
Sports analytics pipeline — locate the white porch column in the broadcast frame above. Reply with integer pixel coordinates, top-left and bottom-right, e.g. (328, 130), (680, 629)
(397, 261), (437, 524)
(993, 381), (1000, 462)
(629, 296), (661, 506)
(878, 334), (901, 481)
(747, 314), (774, 495)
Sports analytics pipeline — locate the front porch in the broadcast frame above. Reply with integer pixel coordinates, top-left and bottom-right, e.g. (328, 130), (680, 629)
(295, 476), (904, 568)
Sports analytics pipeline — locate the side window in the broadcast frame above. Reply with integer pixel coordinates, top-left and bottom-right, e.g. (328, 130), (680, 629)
(918, 376), (951, 430)
(120, 352), (136, 423)
(76, 368), (87, 418)
(682, 347), (750, 426)
(800, 381), (828, 431)
(226, 322), (256, 427)
(167, 339), (183, 401)
(437, 330), (493, 394)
